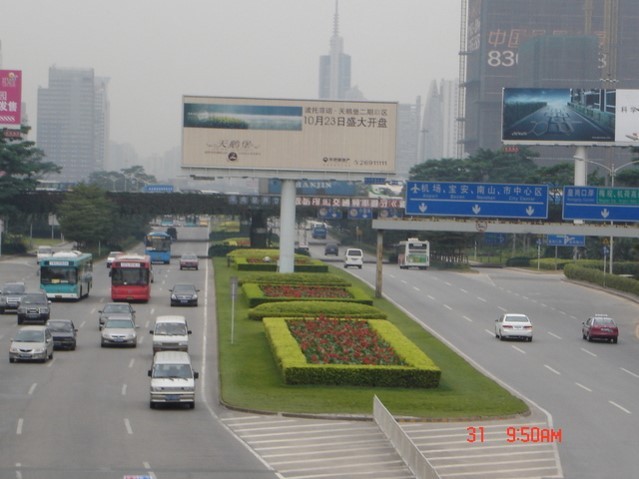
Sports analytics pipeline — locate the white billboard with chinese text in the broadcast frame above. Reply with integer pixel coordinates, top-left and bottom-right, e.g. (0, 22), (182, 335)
(181, 96), (397, 179)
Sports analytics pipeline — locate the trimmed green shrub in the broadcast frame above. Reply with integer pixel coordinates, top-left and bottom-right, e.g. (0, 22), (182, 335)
(505, 256), (531, 267)
(564, 263), (639, 296)
(248, 300), (387, 321)
(242, 283), (373, 307)
(240, 272), (350, 287)
(263, 317), (441, 388)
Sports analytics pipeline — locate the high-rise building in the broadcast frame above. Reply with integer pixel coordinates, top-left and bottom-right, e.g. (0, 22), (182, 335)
(318, 1), (352, 100)
(37, 66), (110, 182)
(421, 79), (459, 162)
(395, 99), (422, 179)
(459, 0), (639, 163)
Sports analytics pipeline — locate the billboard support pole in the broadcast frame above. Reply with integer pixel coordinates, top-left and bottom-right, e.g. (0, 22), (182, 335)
(573, 146), (588, 186)
(278, 179), (296, 273)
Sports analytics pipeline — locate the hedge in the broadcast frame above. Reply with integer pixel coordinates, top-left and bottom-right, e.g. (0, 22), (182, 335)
(239, 272), (350, 287)
(248, 300), (387, 321)
(564, 263), (639, 296)
(263, 317), (441, 388)
(241, 283), (374, 307)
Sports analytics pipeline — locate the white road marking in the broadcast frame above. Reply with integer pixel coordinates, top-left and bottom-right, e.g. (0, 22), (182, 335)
(129, 358), (135, 368)
(580, 348), (597, 357)
(476, 296), (487, 302)
(16, 418), (23, 435)
(124, 418), (133, 434)
(444, 304), (453, 310)
(462, 315), (473, 322)
(621, 367), (639, 379)
(122, 384), (127, 396)
(575, 383), (592, 392)
(544, 365), (561, 375)
(511, 346), (526, 354)
(28, 383), (37, 395)
(609, 401), (632, 414)
(547, 332), (562, 339)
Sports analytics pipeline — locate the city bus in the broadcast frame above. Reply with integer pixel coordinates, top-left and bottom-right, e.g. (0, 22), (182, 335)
(144, 231), (172, 264)
(110, 254), (153, 302)
(39, 251), (93, 300)
(396, 238), (430, 270)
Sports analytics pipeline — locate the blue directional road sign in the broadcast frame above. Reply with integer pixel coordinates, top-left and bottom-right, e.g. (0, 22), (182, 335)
(547, 234), (586, 247)
(405, 181), (548, 219)
(563, 186), (639, 221)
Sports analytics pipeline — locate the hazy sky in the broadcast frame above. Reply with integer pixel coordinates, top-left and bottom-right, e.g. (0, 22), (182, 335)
(3, 0), (461, 158)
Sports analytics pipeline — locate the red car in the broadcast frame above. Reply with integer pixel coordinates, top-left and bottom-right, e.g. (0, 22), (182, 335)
(582, 314), (618, 343)
(179, 253), (199, 270)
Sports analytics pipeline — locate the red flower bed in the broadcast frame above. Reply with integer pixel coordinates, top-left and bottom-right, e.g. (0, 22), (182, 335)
(246, 257), (312, 264)
(260, 284), (352, 299)
(287, 318), (406, 365)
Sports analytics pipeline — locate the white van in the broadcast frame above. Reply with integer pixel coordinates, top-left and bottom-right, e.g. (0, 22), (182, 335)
(149, 315), (191, 353)
(344, 248), (364, 269)
(148, 351), (198, 409)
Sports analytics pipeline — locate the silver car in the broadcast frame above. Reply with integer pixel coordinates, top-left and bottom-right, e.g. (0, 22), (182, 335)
(98, 302), (136, 329)
(100, 316), (138, 347)
(9, 325), (54, 363)
(0, 282), (26, 314)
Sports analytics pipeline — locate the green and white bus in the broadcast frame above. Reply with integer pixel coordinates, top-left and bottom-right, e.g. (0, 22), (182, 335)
(397, 238), (430, 270)
(39, 251), (93, 300)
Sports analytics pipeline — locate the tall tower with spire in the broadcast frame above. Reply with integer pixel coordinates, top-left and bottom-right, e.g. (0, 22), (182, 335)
(318, 1), (352, 99)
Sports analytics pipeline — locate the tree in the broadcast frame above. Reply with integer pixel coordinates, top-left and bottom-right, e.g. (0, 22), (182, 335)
(57, 184), (115, 247)
(0, 129), (61, 217)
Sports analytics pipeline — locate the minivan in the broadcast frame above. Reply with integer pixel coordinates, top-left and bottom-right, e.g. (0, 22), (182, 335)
(150, 315), (191, 353)
(344, 248), (364, 269)
(148, 351), (198, 409)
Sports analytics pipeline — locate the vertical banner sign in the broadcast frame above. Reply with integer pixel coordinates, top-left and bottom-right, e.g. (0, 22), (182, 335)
(0, 70), (22, 125)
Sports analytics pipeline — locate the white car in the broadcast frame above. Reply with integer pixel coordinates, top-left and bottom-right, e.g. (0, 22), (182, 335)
(495, 313), (533, 342)
(106, 251), (123, 268)
(344, 248), (364, 269)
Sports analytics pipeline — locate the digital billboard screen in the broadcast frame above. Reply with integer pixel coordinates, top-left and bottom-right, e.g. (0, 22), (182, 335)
(502, 88), (639, 146)
(181, 96), (397, 178)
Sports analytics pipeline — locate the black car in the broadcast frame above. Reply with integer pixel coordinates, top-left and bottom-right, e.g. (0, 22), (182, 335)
(324, 243), (339, 256)
(170, 284), (199, 307)
(17, 292), (51, 324)
(46, 319), (78, 350)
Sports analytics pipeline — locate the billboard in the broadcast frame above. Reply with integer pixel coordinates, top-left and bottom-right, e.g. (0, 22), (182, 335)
(181, 96), (397, 179)
(502, 88), (639, 146)
(0, 70), (22, 126)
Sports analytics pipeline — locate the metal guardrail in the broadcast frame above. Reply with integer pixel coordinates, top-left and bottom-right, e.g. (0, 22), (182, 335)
(373, 395), (440, 479)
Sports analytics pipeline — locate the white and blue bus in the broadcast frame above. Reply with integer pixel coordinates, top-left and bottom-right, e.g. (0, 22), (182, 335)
(144, 231), (172, 264)
(39, 251), (93, 300)
(397, 238), (430, 270)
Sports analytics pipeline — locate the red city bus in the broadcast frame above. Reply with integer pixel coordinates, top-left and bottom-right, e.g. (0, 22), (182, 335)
(110, 254), (153, 302)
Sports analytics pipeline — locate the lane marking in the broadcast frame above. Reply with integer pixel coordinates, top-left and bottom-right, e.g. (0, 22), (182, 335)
(124, 418), (133, 434)
(427, 295), (436, 301)
(462, 315), (473, 323)
(16, 418), (23, 435)
(580, 348), (597, 358)
(609, 401), (632, 414)
(498, 306), (508, 312)
(511, 345), (526, 354)
(620, 367), (639, 379)
(476, 296), (487, 302)
(413, 286), (420, 291)
(128, 358), (135, 368)
(547, 332), (562, 339)
(28, 383), (37, 395)
(544, 365), (561, 375)
(460, 288), (468, 294)
(444, 304), (453, 311)
(575, 383), (592, 392)
(122, 384), (127, 396)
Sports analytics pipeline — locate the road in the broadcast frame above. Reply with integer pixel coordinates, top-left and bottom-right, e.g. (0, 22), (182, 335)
(341, 255), (639, 479)
(0, 228), (280, 479)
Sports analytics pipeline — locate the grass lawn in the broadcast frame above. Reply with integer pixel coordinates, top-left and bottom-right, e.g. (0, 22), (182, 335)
(214, 257), (528, 419)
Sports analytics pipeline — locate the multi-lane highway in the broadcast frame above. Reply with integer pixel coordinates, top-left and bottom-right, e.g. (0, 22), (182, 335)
(341, 252), (639, 479)
(0, 228), (280, 479)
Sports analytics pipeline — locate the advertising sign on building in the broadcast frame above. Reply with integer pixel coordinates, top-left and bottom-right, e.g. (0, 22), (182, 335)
(502, 88), (639, 146)
(0, 70), (22, 126)
(181, 96), (397, 179)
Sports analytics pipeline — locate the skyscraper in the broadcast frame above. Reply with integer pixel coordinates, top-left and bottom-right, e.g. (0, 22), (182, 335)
(37, 66), (110, 182)
(459, 0), (639, 161)
(421, 79), (459, 162)
(318, 1), (352, 100)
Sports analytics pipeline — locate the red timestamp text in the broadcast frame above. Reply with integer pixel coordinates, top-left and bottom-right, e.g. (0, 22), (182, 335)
(466, 426), (562, 444)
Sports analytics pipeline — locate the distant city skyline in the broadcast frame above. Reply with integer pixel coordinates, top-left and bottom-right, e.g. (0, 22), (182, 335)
(2, 1), (461, 158)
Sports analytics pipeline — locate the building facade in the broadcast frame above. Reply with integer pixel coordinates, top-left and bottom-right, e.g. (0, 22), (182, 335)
(37, 66), (110, 182)
(318, 1), (352, 100)
(460, 0), (639, 165)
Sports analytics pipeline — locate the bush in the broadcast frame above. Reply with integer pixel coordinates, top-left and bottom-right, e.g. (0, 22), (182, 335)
(248, 300), (387, 321)
(564, 263), (639, 296)
(241, 283), (373, 307)
(240, 272), (350, 287)
(505, 256), (531, 267)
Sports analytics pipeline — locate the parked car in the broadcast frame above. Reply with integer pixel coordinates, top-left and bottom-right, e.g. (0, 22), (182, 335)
(495, 313), (533, 341)
(9, 325), (54, 363)
(98, 302), (136, 329)
(582, 314), (618, 343)
(100, 316), (138, 347)
(344, 248), (364, 269)
(46, 319), (78, 350)
(16, 292), (51, 325)
(106, 251), (123, 268)
(0, 281), (26, 314)
(324, 243), (339, 256)
(179, 253), (199, 270)
(170, 284), (199, 307)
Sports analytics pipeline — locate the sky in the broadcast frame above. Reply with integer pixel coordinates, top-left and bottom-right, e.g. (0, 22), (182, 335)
(2, 0), (461, 158)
